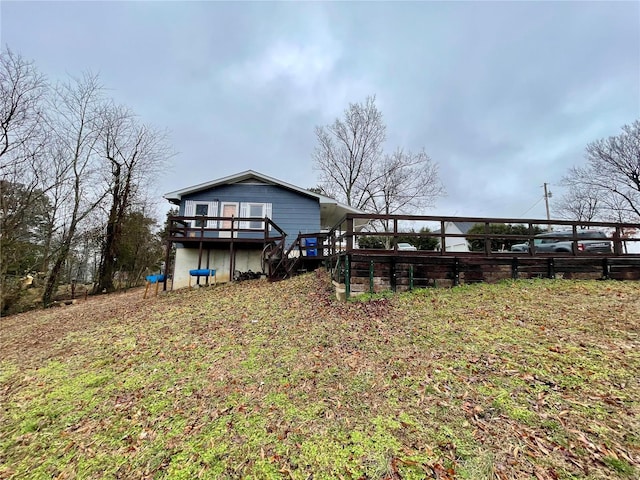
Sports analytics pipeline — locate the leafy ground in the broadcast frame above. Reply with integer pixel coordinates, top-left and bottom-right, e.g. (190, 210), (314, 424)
(0, 271), (638, 479)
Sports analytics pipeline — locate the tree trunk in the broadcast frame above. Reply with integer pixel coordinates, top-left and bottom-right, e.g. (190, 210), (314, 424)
(94, 215), (119, 293)
(94, 161), (122, 294)
(42, 242), (72, 307)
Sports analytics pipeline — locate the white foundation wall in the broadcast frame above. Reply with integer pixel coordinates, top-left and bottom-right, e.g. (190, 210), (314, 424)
(172, 248), (263, 289)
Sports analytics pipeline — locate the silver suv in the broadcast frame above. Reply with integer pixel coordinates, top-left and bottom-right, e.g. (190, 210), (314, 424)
(510, 230), (612, 253)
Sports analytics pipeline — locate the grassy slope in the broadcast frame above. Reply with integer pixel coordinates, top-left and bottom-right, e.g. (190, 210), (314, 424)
(0, 271), (638, 480)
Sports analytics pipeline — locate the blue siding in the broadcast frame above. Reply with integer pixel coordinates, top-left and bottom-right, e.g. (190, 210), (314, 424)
(181, 183), (320, 246)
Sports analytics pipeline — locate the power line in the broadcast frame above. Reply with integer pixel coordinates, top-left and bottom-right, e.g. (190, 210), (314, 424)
(519, 196), (544, 217)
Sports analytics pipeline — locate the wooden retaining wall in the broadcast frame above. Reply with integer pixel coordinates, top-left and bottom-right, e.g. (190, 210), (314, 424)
(339, 254), (640, 295)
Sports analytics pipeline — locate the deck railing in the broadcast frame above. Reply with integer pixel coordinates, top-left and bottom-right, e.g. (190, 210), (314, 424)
(324, 214), (640, 258)
(162, 213), (639, 290)
(168, 215), (287, 244)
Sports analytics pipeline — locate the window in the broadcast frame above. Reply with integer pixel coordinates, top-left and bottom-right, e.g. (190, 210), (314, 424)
(195, 204), (208, 227)
(239, 202), (272, 229)
(248, 203), (265, 229)
(184, 200), (218, 228)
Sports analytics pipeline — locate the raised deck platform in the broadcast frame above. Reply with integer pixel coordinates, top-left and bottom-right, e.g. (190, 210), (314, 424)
(324, 214), (640, 298)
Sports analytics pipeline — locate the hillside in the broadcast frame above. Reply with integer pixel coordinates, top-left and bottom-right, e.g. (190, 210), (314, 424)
(1, 271), (638, 479)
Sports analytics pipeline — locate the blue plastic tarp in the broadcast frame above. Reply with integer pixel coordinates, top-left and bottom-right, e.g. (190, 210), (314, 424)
(145, 274), (166, 284)
(189, 269), (216, 277)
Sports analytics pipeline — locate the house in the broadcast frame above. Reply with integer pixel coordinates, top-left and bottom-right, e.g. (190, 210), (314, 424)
(163, 170), (362, 288)
(435, 221), (475, 252)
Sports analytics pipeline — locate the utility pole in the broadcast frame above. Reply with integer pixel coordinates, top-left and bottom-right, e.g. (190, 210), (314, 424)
(544, 183), (552, 231)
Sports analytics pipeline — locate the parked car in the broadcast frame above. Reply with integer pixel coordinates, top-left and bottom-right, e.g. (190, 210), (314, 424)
(510, 230), (612, 253)
(397, 242), (417, 251)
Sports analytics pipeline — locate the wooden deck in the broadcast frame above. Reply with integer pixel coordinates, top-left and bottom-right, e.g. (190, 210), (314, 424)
(162, 213), (640, 294)
(323, 214), (640, 298)
(163, 216), (328, 286)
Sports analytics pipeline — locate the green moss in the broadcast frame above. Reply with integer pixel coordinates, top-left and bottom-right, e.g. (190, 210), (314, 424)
(2, 274), (638, 479)
(602, 456), (636, 477)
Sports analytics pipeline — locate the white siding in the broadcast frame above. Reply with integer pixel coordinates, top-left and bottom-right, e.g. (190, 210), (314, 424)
(172, 248), (262, 289)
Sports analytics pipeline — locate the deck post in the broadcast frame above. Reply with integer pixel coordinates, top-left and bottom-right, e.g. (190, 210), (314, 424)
(390, 257), (397, 292)
(346, 216), (354, 252)
(453, 257), (460, 286)
(409, 265), (414, 291)
(163, 228), (172, 292)
(613, 227), (623, 255)
(547, 258), (555, 279)
(571, 225), (578, 255)
(511, 257), (519, 280)
(196, 222), (205, 285)
(393, 218), (398, 249)
(229, 216), (235, 282)
(601, 257), (610, 279)
(369, 260), (374, 294)
(345, 255), (351, 299)
(197, 242), (203, 285)
(484, 222), (491, 256)
(528, 223), (535, 256)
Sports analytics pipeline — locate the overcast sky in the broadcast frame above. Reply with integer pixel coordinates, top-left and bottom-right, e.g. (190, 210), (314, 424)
(2, 1), (639, 221)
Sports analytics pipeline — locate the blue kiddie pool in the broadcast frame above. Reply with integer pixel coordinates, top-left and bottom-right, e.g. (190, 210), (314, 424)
(189, 269), (216, 287)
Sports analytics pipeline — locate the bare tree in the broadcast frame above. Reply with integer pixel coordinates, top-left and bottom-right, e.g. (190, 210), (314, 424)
(313, 96), (444, 219)
(1, 50), (174, 308)
(369, 148), (443, 217)
(0, 48), (47, 169)
(554, 185), (601, 223)
(41, 73), (107, 306)
(563, 120), (640, 222)
(0, 49), (49, 304)
(94, 104), (170, 293)
(313, 95), (386, 210)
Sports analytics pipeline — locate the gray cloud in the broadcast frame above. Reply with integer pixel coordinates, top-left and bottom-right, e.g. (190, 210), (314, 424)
(2, 1), (638, 220)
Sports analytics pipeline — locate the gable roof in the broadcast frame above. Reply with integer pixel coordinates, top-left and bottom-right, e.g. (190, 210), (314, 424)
(163, 170), (363, 228)
(434, 221), (477, 235)
(449, 221), (476, 234)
